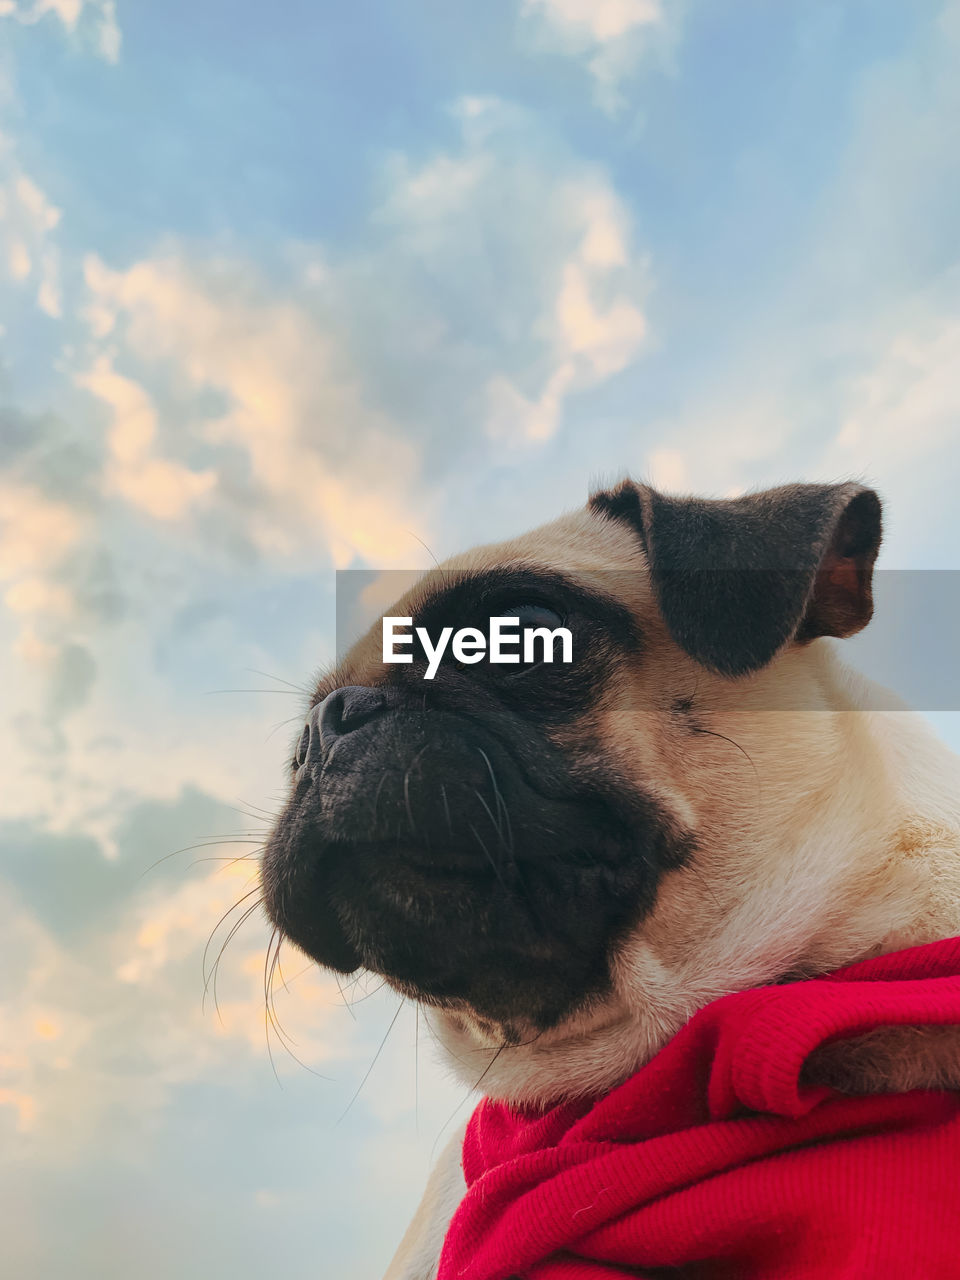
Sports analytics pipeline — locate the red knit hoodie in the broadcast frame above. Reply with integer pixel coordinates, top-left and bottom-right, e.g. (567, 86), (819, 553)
(438, 937), (960, 1280)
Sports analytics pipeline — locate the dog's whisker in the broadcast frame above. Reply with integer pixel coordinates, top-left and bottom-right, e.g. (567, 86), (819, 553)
(684, 857), (726, 917)
(140, 835), (268, 879)
(440, 783), (453, 835)
(266, 933), (296, 1046)
(370, 770), (390, 832)
(499, 791), (515, 857)
(403, 772), (416, 835)
(202, 887), (264, 996)
(477, 748), (516, 857)
(336, 969), (386, 1008)
(272, 936), (293, 1002)
(470, 1042), (507, 1095)
(340, 970), (368, 1004)
(281, 960), (320, 987)
(508, 856), (549, 935)
(244, 666), (314, 696)
(471, 787), (509, 855)
(468, 822), (510, 894)
(202, 885), (264, 981)
(344, 977), (389, 1007)
(332, 971), (358, 1020)
(185, 851), (264, 873)
(203, 687), (307, 696)
(429, 1086), (476, 1164)
(402, 743), (431, 835)
(336, 998), (405, 1125)
(260, 930), (331, 1083)
(204, 897), (264, 1022)
(692, 725), (763, 810)
(230, 798), (282, 822)
(266, 714), (307, 744)
(405, 529), (443, 572)
(262, 927), (284, 1088)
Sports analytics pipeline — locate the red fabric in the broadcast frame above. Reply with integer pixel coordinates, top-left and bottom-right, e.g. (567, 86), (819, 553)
(438, 937), (960, 1280)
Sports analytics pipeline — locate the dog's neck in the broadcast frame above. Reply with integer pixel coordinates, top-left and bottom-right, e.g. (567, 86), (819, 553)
(431, 644), (960, 1108)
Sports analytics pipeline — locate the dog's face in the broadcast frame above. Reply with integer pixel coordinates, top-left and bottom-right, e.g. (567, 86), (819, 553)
(262, 480), (890, 1104)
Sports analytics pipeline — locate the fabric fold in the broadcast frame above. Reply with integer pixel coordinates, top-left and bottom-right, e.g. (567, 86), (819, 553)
(439, 937), (960, 1279)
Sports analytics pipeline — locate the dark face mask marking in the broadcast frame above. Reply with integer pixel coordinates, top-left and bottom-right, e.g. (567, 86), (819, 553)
(260, 567), (691, 1031)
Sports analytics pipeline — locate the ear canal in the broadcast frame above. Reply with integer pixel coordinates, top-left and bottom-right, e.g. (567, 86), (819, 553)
(794, 488), (883, 645)
(591, 480), (882, 677)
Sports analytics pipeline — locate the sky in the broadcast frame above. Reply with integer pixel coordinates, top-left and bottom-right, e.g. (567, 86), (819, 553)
(1, 1), (960, 1276)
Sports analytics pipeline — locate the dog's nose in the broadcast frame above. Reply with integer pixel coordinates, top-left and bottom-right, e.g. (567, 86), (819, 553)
(297, 685), (388, 768)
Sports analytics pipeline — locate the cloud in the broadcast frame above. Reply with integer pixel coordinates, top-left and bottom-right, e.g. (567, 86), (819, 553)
(36, 246), (62, 317)
(485, 181), (647, 444)
(94, 0), (119, 62)
(0, 153), (65, 319)
(520, 0), (669, 112)
(7, 238), (31, 278)
(0, 95), (656, 853)
(0, 1088), (35, 1133)
(832, 320), (960, 465)
(0, 789), (359, 1159)
(81, 254), (428, 568)
(0, 478), (88, 662)
(627, 277), (960, 542)
(645, 447), (687, 492)
(13, 174), (61, 233)
(0, 404), (103, 506)
(47, 641), (97, 716)
(817, 293), (960, 563)
(526, 0), (662, 43)
(0, 405), (111, 742)
(76, 354), (217, 521)
(622, 1), (960, 562)
(353, 98), (650, 455)
(71, 103), (650, 558)
(0, 0), (122, 62)
(0, 482), (84, 582)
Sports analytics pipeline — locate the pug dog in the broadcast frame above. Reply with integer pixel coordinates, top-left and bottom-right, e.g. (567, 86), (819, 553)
(259, 480), (960, 1280)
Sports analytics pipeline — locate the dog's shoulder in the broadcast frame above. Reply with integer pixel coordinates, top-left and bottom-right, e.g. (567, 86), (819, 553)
(383, 1121), (467, 1280)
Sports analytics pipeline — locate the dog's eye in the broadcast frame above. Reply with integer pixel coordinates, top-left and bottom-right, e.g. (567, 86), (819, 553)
(495, 602), (564, 629)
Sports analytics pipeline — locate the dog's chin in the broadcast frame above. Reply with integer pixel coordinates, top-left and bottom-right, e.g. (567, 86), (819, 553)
(260, 703), (696, 1033)
(272, 837), (619, 1031)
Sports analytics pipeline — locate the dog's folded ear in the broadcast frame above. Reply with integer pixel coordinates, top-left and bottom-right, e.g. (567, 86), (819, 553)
(590, 481), (882, 676)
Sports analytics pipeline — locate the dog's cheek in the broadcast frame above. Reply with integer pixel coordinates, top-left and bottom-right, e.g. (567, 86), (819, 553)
(587, 698), (703, 837)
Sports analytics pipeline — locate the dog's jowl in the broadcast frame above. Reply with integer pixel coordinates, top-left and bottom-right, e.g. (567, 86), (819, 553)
(259, 480), (960, 1280)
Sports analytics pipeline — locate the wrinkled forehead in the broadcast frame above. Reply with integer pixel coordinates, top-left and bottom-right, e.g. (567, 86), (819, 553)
(392, 505), (653, 619)
(336, 505), (653, 680)
(439, 507), (647, 577)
